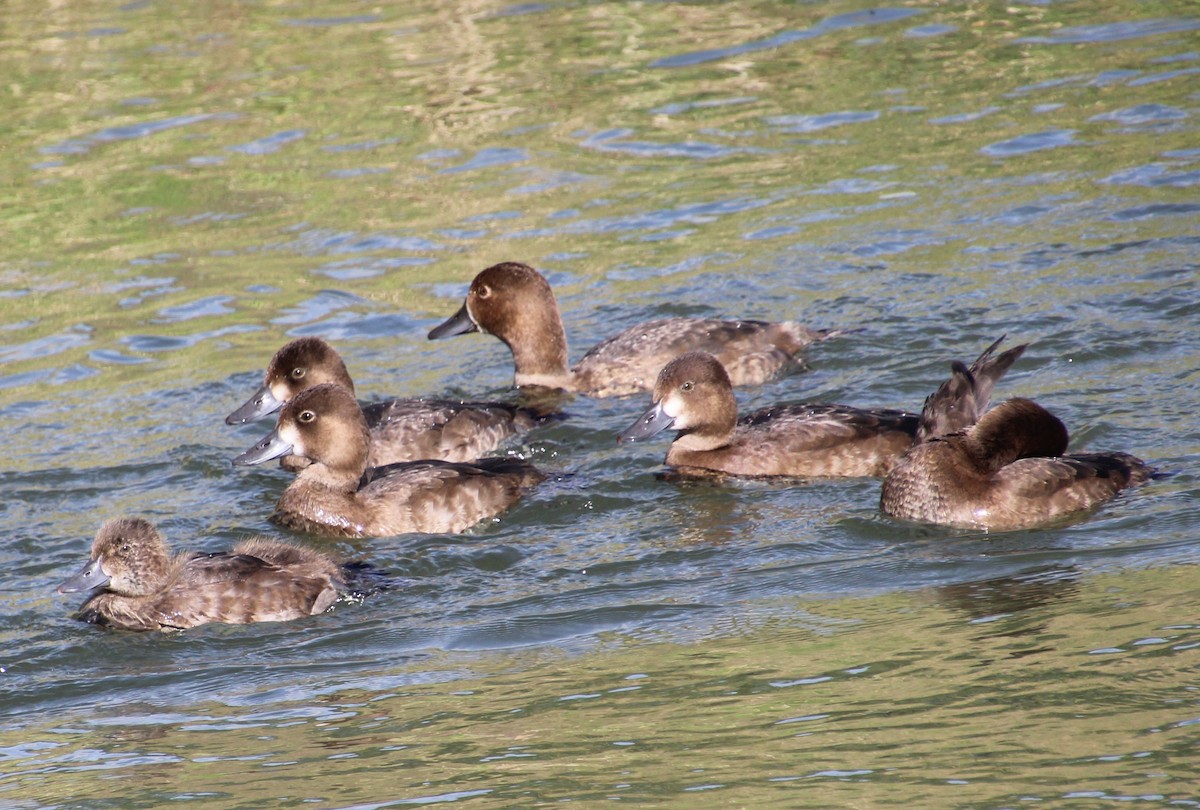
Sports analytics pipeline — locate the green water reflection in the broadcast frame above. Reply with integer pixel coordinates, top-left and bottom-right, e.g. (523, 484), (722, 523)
(6, 565), (1199, 807)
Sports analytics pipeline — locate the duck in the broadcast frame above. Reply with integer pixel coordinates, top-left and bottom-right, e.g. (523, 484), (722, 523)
(57, 517), (347, 631)
(227, 336), (550, 470)
(880, 397), (1151, 530)
(232, 383), (545, 537)
(617, 337), (1026, 479)
(427, 261), (842, 398)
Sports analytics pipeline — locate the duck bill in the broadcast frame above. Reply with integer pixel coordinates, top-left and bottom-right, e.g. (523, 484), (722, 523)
(58, 558), (110, 594)
(617, 402), (676, 443)
(232, 429), (294, 466)
(225, 383), (283, 425)
(428, 303), (479, 340)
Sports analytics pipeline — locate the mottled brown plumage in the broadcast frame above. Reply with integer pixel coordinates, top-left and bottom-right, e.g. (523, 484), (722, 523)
(617, 338), (1026, 479)
(881, 397), (1152, 530)
(233, 384), (545, 537)
(428, 261), (840, 397)
(226, 336), (546, 469)
(57, 517), (345, 631)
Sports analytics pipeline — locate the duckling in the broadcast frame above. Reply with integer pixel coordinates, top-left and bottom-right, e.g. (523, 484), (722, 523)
(233, 384), (545, 537)
(227, 336), (548, 470)
(617, 337), (1026, 479)
(428, 261), (842, 397)
(57, 517), (346, 631)
(881, 397), (1151, 530)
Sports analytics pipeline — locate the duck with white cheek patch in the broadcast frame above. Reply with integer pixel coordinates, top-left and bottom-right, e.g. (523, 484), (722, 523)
(226, 336), (556, 471)
(233, 384), (545, 537)
(618, 337), (1026, 480)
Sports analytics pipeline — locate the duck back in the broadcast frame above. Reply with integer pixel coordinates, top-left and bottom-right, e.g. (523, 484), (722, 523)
(274, 457), (546, 537)
(574, 318), (832, 398)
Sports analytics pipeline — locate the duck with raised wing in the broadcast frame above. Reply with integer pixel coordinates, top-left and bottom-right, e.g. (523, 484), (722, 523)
(227, 336), (550, 469)
(617, 337), (1026, 479)
(880, 397), (1151, 530)
(58, 517), (348, 631)
(233, 383), (545, 537)
(428, 261), (842, 398)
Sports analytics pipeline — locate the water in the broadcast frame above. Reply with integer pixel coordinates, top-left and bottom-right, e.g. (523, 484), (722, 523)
(2, 0), (1199, 806)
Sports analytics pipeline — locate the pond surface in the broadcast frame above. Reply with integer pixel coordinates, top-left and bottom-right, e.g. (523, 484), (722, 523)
(2, 0), (1199, 807)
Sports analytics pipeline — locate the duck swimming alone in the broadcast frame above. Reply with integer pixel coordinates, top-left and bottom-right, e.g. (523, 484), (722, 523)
(233, 383), (545, 537)
(428, 261), (842, 398)
(617, 337), (1026, 479)
(227, 336), (548, 469)
(57, 517), (347, 631)
(880, 397), (1151, 530)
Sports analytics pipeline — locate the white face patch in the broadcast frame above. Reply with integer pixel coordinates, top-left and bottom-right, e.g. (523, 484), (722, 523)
(280, 423), (305, 455)
(660, 392), (687, 426)
(270, 381), (291, 403)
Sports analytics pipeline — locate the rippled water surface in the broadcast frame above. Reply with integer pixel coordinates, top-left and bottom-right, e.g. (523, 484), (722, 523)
(2, 0), (1199, 806)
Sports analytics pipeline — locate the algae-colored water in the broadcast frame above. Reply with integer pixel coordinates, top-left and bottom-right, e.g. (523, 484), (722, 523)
(2, 0), (1198, 807)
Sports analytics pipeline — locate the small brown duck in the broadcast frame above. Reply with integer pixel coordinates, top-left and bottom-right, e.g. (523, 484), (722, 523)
(227, 336), (548, 469)
(233, 383), (545, 537)
(57, 517), (346, 631)
(881, 397), (1151, 531)
(428, 261), (842, 398)
(617, 338), (1026, 479)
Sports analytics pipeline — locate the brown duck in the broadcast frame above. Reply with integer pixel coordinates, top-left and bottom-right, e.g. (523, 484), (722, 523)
(618, 337), (1026, 479)
(58, 517), (346, 631)
(881, 397), (1151, 530)
(233, 384), (545, 537)
(227, 336), (549, 469)
(428, 261), (843, 397)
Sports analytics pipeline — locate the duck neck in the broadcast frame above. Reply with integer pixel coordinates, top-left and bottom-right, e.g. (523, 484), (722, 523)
(501, 307), (571, 383)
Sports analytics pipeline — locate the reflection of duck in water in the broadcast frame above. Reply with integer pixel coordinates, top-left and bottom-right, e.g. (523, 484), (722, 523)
(882, 398), (1151, 531)
(58, 517), (348, 631)
(618, 337), (1025, 479)
(429, 261), (844, 397)
(934, 567), (1080, 625)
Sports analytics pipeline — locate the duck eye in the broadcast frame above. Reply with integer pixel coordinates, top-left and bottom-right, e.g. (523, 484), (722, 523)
(119, 542), (132, 555)
(291, 367), (306, 379)
(298, 410), (316, 423)
(475, 284), (491, 300)
(681, 381), (694, 392)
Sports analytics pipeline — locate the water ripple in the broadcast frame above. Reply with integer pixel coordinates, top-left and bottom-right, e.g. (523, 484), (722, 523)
(980, 129), (1079, 157)
(1015, 17), (1200, 45)
(40, 113), (235, 156)
(651, 7), (924, 68)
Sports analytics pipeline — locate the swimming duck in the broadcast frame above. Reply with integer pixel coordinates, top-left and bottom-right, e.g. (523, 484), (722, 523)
(57, 517), (346, 631)
(428, 261), (841, 398)
(617, 337), (1026, 479)
(880, 397), (1151, 530)
(227, 336), (548, 469)
(233, 383), (545, 537)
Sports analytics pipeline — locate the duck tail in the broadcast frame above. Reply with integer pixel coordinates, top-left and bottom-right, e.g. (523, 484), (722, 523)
(915, 336), (1029, 443)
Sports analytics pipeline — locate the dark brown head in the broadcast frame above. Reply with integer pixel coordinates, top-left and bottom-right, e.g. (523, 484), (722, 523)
(966, 398), (1070, 470)
(233, 383), (370, 476)
(618, 352), (737, 447)
(226, 337), (356, 424)
(428, 262), (569, 379)
(58, 517), (172, 597)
